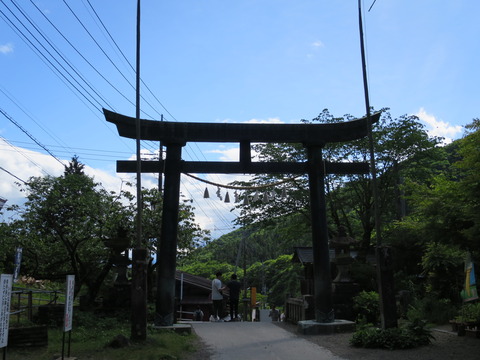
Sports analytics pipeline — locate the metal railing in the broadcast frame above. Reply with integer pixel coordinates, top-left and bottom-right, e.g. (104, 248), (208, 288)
(10, 288), (66, 324)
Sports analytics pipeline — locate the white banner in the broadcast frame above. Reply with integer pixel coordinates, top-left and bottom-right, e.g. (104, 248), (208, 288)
(13, 248), (22, 283)
(0, 274), (13, 348)
(63, 275), (75, 332)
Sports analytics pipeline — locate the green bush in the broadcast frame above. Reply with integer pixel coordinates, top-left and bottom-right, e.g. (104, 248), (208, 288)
(455, 302), (480, 323)
(350, 320), (434, 350)
(406, 295), (457, 324)
(353, 291), (379, 324)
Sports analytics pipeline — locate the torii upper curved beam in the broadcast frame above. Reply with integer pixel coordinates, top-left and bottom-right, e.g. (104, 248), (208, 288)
(103, 108), (381, 146)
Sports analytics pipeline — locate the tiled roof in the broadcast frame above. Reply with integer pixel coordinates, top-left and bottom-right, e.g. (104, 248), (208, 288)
(292, 247), (313, 264)
(175, 271), (211, 291)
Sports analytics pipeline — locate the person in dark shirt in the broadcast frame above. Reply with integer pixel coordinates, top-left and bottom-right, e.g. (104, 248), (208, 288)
(226, 274), (242, 321)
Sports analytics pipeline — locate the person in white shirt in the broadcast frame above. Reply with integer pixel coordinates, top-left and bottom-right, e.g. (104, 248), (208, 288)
(211, 271), (225, 321)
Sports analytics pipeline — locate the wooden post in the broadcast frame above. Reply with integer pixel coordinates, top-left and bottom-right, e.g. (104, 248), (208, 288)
(307, 146), (334, 323)
(28, 291), (33, 321)
(131, 248), (148, 339)
(376, 246), (398, 329)
(155, 143), (183, 326)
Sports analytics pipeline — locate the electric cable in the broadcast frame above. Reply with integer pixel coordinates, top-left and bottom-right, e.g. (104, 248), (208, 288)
(1, 107), (64, 166)
(27, 0), (140, 115)
(0, 166), (27, 184)
(0, 5), (103, 113)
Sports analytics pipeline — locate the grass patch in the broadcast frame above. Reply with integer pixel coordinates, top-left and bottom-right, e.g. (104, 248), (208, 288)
(7, 311), (197, 360)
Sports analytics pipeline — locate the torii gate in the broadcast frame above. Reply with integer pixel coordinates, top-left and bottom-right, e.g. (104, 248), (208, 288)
(103, 108), (380, 326)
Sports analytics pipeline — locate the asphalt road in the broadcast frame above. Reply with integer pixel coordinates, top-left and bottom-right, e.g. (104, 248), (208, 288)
(191, 314), (345, 360)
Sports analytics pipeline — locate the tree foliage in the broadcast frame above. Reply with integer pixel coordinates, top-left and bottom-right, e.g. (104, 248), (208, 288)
(8, 158), (127, 303)
(231, 109), (441, 257)
(4, 157), (210, 305)
(385, 118), (480, 301)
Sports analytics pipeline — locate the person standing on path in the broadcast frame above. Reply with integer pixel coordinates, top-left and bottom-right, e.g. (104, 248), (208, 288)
(225, 273), (242, 321)
(269, 305), (280, 321)
(211, 271), (224, 321)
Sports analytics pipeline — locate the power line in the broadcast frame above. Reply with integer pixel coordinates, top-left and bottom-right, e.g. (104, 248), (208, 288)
(0, 3), (103, 113)
(83, 0), (177, 121)
(2, 1), (237, 237)
(0, 137), (52, 177)
(61, 0), (159, 120)
(27, 0), (137, 113)
(0, 85), (74, 152)
(9, 0), (114, 109)
(368, 0), (379, 12)
(0, 166), (27, 184)
(0, 107), (64, 166)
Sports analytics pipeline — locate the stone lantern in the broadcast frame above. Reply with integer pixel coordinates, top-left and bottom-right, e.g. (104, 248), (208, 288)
(330, 226), (360, 320)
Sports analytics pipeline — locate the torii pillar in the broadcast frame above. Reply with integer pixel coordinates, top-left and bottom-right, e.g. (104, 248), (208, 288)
(155, 142), (183, 326)
(307, 145), (334, 322)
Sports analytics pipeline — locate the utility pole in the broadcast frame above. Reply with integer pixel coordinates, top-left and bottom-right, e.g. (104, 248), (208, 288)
(158, 114), (164, 194)
(357, 0), (397, 329)
(131, 0), (148, 340)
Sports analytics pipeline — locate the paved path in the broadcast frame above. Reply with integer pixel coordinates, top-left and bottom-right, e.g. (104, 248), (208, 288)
(191, 320), (345, 360)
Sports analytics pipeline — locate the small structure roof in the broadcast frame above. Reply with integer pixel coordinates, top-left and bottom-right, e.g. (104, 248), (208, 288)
(175, 271), (211, 292)
(292, 247), (314, 265)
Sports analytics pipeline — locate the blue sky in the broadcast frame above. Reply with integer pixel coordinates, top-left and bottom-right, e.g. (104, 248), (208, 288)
(1, 0), (478, 239)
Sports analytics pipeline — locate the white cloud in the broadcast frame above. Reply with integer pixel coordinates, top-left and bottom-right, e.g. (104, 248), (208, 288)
(0, 43), (13, 54)
(0, 141), (245, 239)
(0, 140), (135, 217)
(206, 147), (239, 161)
(415, 108), (463, 144)
(243, 117), (283, 124)
(311, 40), (324, 48)
(221, 117), (284, 124)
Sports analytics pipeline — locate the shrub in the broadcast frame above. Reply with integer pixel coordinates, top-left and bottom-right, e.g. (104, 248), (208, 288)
(455, 302), (480, 323)
(350, 320), (434, 350)
(406, 295), (457, 324)
(353, 291), (379, 324)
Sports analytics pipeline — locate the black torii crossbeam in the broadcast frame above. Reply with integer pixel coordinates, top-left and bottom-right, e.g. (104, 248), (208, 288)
(104, 108), (380, 325)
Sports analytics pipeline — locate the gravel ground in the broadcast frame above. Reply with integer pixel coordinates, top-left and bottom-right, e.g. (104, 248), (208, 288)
(275, 322), (480, 360)
(187, 322), (480, 360)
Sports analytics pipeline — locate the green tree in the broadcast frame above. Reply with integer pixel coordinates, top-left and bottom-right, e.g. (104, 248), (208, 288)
(386, 119), (480, 300)
(9, 157), (130, 304)
(232, 109), (441, 257)
(455, 119), (480, 253)
(139, 187), (211, 260)
(245, 255), (301, 306)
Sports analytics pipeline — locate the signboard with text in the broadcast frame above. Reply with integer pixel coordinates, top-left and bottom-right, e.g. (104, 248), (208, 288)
(0, 274), (13, 348)
(63, 275), (75, 332)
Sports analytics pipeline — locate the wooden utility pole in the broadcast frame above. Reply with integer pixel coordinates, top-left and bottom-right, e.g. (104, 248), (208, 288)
(131, 0), (147, 340)
(358, 0), (397, 329)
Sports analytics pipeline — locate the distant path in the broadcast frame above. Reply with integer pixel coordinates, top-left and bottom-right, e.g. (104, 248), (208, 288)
(191, 320), (345, 360)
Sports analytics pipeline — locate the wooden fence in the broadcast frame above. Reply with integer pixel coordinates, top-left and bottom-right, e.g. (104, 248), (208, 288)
(284, 295), (315, 324)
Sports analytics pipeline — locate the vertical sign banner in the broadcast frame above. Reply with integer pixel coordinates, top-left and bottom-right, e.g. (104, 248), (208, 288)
(13, 247), (23, 283)
(0, 274), (13, 348)
(461, 253), (478, 302)
(63, 275), (75, 332)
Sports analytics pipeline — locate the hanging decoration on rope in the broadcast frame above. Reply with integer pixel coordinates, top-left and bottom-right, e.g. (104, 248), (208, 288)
(184, 173), (301, 205)
(216, 186), (222, 201)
